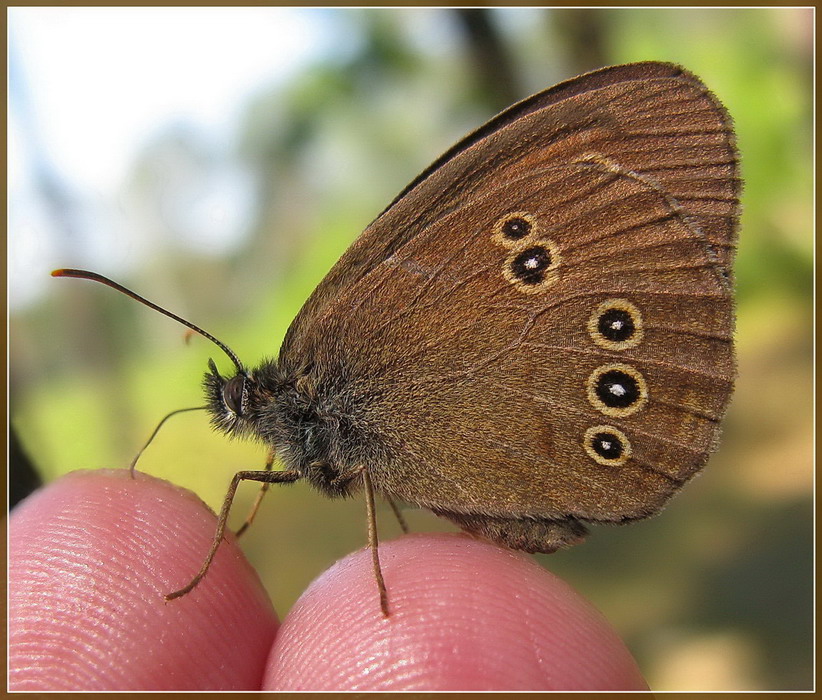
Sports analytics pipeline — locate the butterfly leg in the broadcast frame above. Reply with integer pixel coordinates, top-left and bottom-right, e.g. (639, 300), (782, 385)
(386, 495), (410, 534)
(165, 468), (301, 601)
(325, 462), (407, 536)
(234, 451), (276, 539)
(362, 468), (390, 617)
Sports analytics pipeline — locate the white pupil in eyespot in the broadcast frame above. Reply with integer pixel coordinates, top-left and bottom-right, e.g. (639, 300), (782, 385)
(610, 383), (626, 397)
(610, 320), (624, 330)
(524, 256), (541, 269)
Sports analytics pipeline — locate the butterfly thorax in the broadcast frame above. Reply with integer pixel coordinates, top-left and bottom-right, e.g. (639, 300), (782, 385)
(203, 357), (380, 498)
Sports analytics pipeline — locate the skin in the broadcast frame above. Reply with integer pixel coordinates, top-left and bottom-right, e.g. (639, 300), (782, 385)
(9, 469), (648, 691)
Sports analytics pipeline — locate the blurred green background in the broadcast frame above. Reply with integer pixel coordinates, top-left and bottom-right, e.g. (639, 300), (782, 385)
(9, 7), (813, 691)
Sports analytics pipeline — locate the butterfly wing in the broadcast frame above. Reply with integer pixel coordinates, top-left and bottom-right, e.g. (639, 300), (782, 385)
(282, 61), (739, 362)
(277, 62), (739, 532)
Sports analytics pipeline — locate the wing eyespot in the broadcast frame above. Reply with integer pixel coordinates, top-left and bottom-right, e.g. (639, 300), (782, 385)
(502, 238), (561, 293)
(588, 298), (644, 351)
(586, 363), (648, 417)
(583, 425), (632, 467)
(491, 211), (538, 248)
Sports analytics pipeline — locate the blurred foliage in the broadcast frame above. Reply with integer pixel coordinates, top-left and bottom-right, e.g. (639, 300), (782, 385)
(9, 7), (813, 691)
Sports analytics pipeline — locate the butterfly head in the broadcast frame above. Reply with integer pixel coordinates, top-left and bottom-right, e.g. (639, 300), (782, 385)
(203, 358), (250, 436)
(202, 356), (285, 442)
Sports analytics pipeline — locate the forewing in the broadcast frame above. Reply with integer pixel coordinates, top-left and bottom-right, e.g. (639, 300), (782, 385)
(281, 61), (739, 363)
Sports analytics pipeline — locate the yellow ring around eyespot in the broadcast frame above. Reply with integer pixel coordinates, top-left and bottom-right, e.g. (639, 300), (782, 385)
(491, 211), (539, 248)
(583, 424), (632, 467)
(587, 298), (644, 351)
(502, 238), (561, 294)
(585, 363), (648, 417)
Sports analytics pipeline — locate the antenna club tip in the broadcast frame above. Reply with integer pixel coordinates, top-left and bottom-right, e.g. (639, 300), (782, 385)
(51, 268), (95, 280)
(47, 267), (243, 370)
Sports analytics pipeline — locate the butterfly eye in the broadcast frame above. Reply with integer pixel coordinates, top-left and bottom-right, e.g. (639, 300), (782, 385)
(223, 375), (245, 416)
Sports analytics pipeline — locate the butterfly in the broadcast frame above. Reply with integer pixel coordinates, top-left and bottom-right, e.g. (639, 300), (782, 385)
(55, 61), (740, 616)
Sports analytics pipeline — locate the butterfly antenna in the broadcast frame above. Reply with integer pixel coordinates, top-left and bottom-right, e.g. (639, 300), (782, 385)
(51, 268), (245, 375)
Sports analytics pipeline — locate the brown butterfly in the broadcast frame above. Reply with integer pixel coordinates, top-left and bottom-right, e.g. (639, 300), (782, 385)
(55, 61), (740, 617)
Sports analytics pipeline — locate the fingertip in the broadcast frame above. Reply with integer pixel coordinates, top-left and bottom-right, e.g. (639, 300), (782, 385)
(10, 469), (278, 690)
(265, 533), (647, 691)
